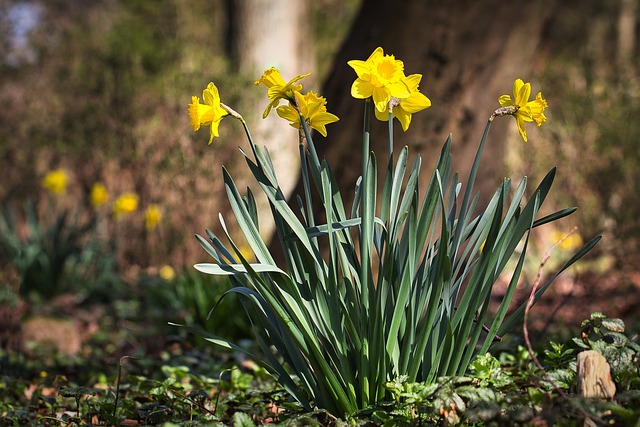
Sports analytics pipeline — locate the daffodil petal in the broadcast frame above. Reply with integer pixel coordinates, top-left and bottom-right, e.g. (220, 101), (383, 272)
(313, 124), (328, 137)
(498, 95), (514, 107)
(399, 91), (431, 113)
(287, 72), (311, 85)
(351, 78), (374, 99)
(513, 79), (524, 99)
(347, 59), (370, 78)
(312, 112), (339, 136)
(203, 82), (221, 105)
(515, 115), (528, 142)
(394, 107), (411, 131)
(403, 74), (422, 92)
(374, 107), (389, 122)
(276, 105), (301, 124)
(366, 46), (384, 62)
(515, 80), (531, 107)
(312, 111), (339, 127)
(388, 80), (410, 99)
(372, 86), (391, 112)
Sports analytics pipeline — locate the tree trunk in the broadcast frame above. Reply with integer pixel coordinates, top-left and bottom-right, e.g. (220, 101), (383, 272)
(617, 0), (637, 80)
(230, 0), (313, 240)
(310, 0), (555, 217)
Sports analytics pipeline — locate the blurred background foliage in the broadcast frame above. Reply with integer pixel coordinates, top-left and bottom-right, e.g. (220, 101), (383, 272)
(0, 0), (361, 353)
(1, 0), (640, 343)
(0, 0), (359, 273)
(508, 0), (640, 269)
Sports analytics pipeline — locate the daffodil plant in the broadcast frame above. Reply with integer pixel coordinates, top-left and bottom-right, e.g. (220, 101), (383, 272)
(181, 47), (599, 417)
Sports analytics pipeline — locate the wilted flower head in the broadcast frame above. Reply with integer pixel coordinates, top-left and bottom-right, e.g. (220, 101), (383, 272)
(497, 78), (548, 142)
(90, 182), (109, 208)
(144, 204), (162, 231)
(255, 67), (311, 118)
(348, 47), (411, 113)
(276, 91), (339, 137)
(188, 82), (229, 144)
(113, 193), (138, 220)
(42, 169), (68, 195)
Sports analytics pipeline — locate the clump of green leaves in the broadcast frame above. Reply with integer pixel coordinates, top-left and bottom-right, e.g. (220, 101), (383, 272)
(0, 201), (90, 301)
(468, 353), (513, 388)
(185, 74), (599, 417)
(0, 200), (118, 304)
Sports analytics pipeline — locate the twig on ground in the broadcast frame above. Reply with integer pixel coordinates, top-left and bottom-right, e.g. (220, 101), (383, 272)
(114, 356), (137, 420)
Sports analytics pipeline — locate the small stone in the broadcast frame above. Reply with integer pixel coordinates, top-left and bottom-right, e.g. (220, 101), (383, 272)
(577, 350), (616, 399)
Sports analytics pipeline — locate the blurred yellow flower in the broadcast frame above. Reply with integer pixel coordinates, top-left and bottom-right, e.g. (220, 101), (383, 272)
(255, 67), (311, 118)
(551, 229), (583, 251)
(498, 78), (548, 142)
(276, 91), (339, 137)
(348, 47), (410, 113)
(374, 74), (431, 131)
(144, 204), (162, 231)
(113, 193), (138, 219)
(236, 243), (254, 262)
(188, 82), (229, 144)
(90, 182), (109, 208)
(42, 169), (68, 195)
(159, 265), (175, 281)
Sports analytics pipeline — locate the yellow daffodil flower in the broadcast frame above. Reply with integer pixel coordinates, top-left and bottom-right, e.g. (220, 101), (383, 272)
(374, 74), (431, 131)
(188, 82), (229, 144)
(255, 67), (311, 118)
(348, 47), (411, 113)
(113, 193), (138, 220)
(90, 182), (109, 208)
(498, 78), (548, 142)
(236, 243), (254, 262)
(42, 169), (68, 195)
(144, 204), (162, 231)
(276, 91), (339, 137)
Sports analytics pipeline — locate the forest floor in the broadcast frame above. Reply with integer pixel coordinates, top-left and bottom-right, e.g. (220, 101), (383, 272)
(2, 268), (639, 425)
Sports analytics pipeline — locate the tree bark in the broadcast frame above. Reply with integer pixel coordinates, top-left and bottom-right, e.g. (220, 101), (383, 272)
(230, 0), (313, 240)
(310, 0), (556, 216)
(617, 0), (637, 80)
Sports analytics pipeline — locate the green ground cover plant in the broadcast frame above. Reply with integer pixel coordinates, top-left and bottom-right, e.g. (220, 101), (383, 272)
(2, 313), (638, 425)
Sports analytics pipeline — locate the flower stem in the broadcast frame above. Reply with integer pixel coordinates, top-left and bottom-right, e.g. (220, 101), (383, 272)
(220, 102), (244, 122)
(362, 98), (371, 175)
(387, 110), (394, 176)
(298, 128), (315, 229)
